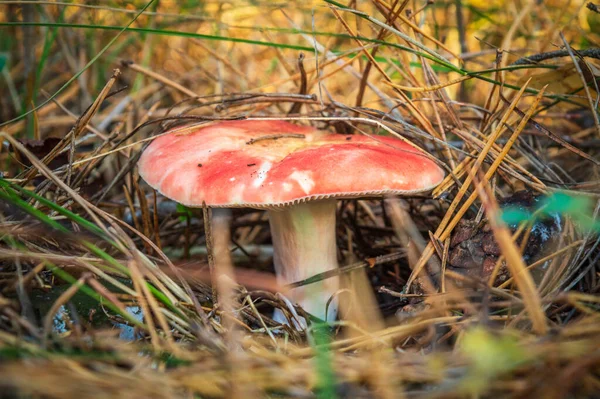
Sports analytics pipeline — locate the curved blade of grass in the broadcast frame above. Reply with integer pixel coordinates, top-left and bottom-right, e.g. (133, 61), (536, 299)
(0, 21), (454, 70)
(0, 21), (312, 50)
(0, 22), (582, 106)
(1, 132), (187, 321)
(0, 230), (146, 330)
(0, 178), (108, 239)
(0, 185), (65, 232)
(0, 183), (182, 318)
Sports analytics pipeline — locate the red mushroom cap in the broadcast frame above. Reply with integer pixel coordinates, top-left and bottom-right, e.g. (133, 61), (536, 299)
(138, 120), (444, 208)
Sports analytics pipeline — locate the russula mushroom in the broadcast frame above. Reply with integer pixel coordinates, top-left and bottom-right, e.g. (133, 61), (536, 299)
(138, 120), (444, 325)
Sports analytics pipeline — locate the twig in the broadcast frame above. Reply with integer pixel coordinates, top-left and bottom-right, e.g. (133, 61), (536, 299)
(287, 53), (307, 115)
(246, 133), (305, 145)
(121, 60), (200, 99)
(588, 2), (600, 13)
(287, 252), (404, 289)
(511, 48), (600, 65)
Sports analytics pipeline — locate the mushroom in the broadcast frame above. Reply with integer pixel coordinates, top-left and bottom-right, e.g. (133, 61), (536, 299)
(138, 120), (444, 326)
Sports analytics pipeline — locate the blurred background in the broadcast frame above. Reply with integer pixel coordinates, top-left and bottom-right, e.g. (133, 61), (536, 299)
(1, 1), (600, 398)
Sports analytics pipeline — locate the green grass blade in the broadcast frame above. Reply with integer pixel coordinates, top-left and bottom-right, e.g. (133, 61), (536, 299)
(0, 178), (107, 239)
(0, 180), (182, 317)
(309, 323), (337, 399)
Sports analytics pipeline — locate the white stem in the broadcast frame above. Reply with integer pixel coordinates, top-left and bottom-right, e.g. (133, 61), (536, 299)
(268, 200), (339, 324)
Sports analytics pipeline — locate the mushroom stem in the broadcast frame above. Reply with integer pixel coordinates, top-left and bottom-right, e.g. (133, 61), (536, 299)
(268, 199), (339, 326)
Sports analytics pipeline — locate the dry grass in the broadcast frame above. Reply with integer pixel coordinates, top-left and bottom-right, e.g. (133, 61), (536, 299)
(1, 1), (600, 398)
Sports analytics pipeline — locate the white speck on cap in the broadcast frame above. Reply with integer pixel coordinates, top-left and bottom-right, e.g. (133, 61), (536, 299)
(252, 161), (272, 188)
(290, 170), (315, 195)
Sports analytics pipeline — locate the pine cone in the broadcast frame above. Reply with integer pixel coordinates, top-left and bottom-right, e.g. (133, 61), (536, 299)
(447, 191), (562, 283)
